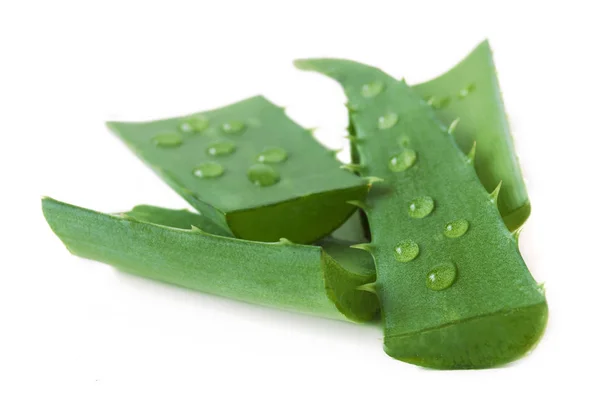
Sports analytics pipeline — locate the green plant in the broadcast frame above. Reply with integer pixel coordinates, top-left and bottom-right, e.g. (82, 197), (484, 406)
(413, 40), (530, 231)
(348, 41), (530, 240)
(295, 58), (547, 369)
(43, 42), (548, 369)
(42, 197), (379, 322)
(107, 96), (369, 243)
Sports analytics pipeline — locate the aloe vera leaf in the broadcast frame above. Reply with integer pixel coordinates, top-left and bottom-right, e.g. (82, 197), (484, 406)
(413, 40), (529, 231)
(124, 204), (376, 277)
(42, 197), (378, 322)
(107, 96), (368, 244)
(296, 58), (548, 369)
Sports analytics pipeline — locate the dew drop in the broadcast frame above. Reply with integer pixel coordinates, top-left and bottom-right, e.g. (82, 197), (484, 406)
(458, 83), (476, 98)
(193, 162), (224, 178)
(389, 149), (417, 172)
(179, 116), (209, 133)
(377, 113), (398, 129)
(153, 132), (183, 148)
(206, 141), (236, 156)
(221, 120), (246, 134)
(428, 96), (451, 109)
(426, 262), (457, 291)
(361, 81), (384, 98)
(444, 219), (469, 238)
(394, 240), (419, 262)
(257, 147), (287, 164)
(408, 196), (435, 218)
(247, 164), (279, 187)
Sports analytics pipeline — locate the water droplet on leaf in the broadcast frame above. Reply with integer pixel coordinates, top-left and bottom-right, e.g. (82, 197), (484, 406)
(408, 196), (435, 218)
(361, 81), (384, 98)
(458, 83), (476, 98)
(377, 113), (398, 129)
(247, 164), (279, 187)
(221, 120), (246, 134)
(426, 262), (457, 291)
(153, 132), (182, 148)
(428, 96), (451, 109)
(206, 141), (236, 156)
(257, 147), (287, 163)
(444, 219), (469, 238)
(193, 162), (224, 178)
(394, 240), (419, 262)
(389, 149), (417, 172)
(179, 116), (209, 133)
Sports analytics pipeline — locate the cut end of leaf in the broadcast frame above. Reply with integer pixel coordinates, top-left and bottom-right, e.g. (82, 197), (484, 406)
(503, 202), (532, 233)
(383, 301), (548, 369)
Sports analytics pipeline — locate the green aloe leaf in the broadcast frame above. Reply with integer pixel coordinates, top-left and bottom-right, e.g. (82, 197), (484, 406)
(42, 197), (379, 322)
(107, 96), (368, 244)
(296, 58), (547, 369)
(414, 40), (529, 231)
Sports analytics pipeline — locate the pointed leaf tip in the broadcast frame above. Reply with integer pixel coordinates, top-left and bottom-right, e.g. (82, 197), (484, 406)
(190, 225), (206, 234)
(490, 180), (503, 203)
(340, 163), (362, 173)
(278, 237), (294, 245)
(512, 227), (523, 244)
(350, 243), (373, 252)
(293, 59), (314, 71)
(448, 118), (460, 135)
(347, 200), (369, 210)
(356, 282), (377, 294)
(467, 141), (477, 164)
(364, 176), (384, 185)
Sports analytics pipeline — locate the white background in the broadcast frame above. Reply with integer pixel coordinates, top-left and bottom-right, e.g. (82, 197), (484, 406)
(2, 1), (599, 411)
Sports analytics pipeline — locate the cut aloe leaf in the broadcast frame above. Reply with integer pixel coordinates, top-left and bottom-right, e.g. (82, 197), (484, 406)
(296, 58), (547, 369)
(414, 40), (529, 231)
(43, 197), (378, 322)
(107, 96), (368, 244)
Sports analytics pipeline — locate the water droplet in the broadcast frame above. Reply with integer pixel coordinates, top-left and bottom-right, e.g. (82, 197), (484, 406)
(408, 196), (435, 218)
(426, 262), (457, 291)
(394, 240), (419, 262)
(221, 120), (246, 134)
(257, 147), (287, 163)
(389, 149), (417, 172)
(444, 219), (469, 238)
(179, 116), (209, 133)
(398, 134), (411, 147)
(361, 81), (384, 98)
(428, 96), (451, 109)
(206, 141), (236, 156)
(193, 162), (224, 178)
(247, 164), (279, 187)
(458, 83), (476, 98)
(377, 113), (398, 129)
(153, 132), (182, 148)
